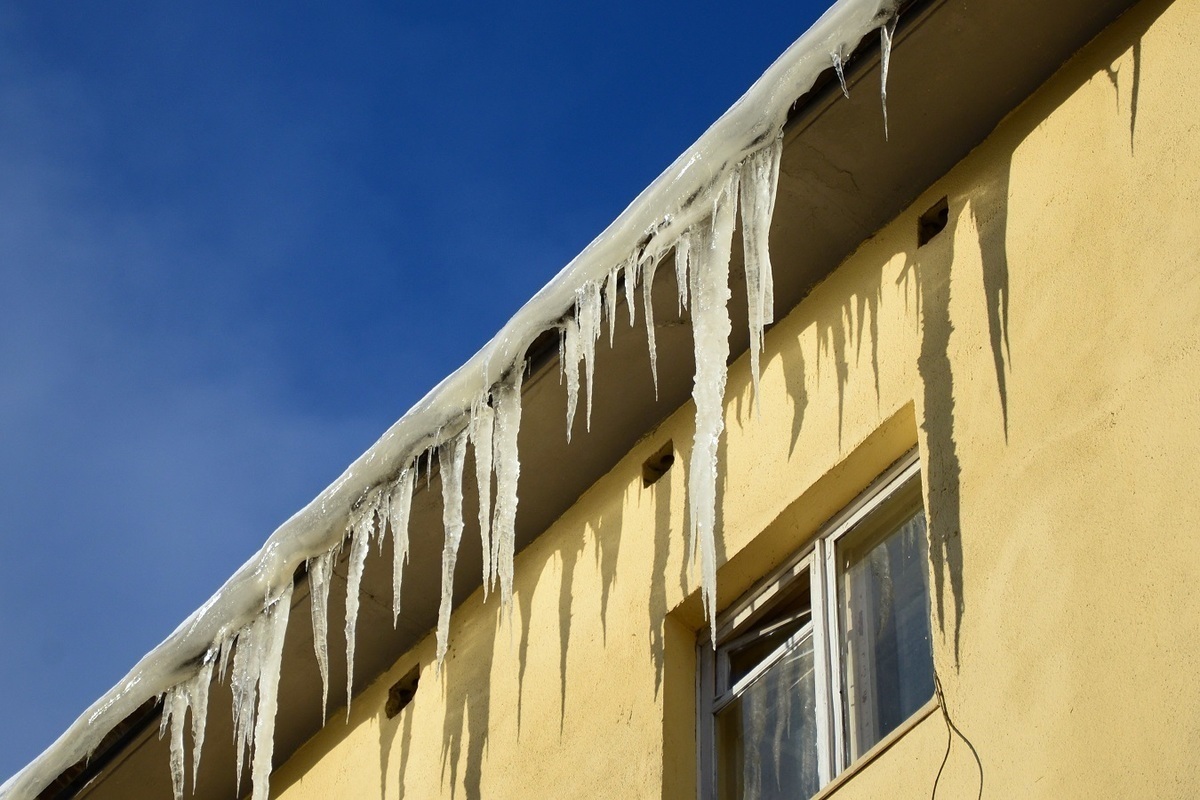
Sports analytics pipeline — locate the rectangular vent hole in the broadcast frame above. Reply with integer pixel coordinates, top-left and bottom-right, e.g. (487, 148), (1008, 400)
(918, 196), (949, 246)
(642, 441), (675, 487)
(385, 664), (420, 719)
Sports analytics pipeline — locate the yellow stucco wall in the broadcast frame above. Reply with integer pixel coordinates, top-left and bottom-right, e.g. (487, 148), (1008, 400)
(270, 0), (1200, 796)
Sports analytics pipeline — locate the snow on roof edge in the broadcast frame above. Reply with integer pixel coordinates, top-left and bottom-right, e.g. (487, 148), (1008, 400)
(1, 0), (896, 796)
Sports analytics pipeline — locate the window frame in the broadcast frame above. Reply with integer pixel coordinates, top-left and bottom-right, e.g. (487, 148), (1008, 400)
(697, 448), (926, 799)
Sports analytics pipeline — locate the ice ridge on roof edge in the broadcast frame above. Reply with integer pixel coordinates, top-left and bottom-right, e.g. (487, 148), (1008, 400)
(0, 1), (899, 797)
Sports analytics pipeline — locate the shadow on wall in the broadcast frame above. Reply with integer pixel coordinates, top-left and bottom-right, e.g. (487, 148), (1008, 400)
(908, 0), (1162, 670)
(371, 7), (1173, 794)
(758, 260), (883, 457)
(510, 484), (625, 742)
(816, 282), (884, 449)
(374, 483), (624, 800)
(592, 483), (624, 652)
(780, 326), (809, 458)
(649, 466), (674, 700)
(1104, 37), (1143, 153)
(514, 549), (539, 738)
(909, 169), (1011, 669)
(728, 279), (882, 458)
(380, 669), (417, 800)
(906, 200), (968, 669)
(436, 602), (498, 800)
(554, 533), (584, 737)
(971, 174), (1012, 440)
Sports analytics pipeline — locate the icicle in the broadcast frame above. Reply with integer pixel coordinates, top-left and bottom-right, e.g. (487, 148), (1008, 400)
(188, 659), (214, 789)
(158, 685), (188, 800)
(880, 16), (898, 141)
(641, 255), (660, 397)
(249, 583), (293, 800)
(604, 266), (619, 347)
(562, 317), (582, 442)
(389, 466), (415, 625)
(491, 367), (524, 613)
(831, 51), (851, 99)
(739, 137), (783, 415)
(376, 488), (391, 556)
(216, 636), (235, 685)
(230, 624), (259, 795)
(156, 657), (214, 800)
(307, 548), (335, 721)
(435, 430), (469, 672)
(471, 401), (496, 596)
(674, 232), (691, 314)
(577, 280), (603, 431)
(557, 327), (566, 384)
(687, 169), (740, 641)
(425, 444), (435, 490)
(343, 489), (380, 719)
(623, 256), (640, 327)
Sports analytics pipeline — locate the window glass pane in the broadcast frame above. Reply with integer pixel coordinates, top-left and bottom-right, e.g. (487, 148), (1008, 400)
(716, 634), (820, 800)
(726, 571), (812, 687)
(839, 484), (934, 763)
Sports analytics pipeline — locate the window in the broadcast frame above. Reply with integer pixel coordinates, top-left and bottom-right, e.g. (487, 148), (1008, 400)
(699, 450), (934, 799)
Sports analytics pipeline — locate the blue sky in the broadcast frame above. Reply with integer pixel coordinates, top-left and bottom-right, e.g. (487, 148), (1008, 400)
(0, 0), (833, 779)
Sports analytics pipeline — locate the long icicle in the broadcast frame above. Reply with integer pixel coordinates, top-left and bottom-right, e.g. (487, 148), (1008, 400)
(642, 255), (661, 397)
(674, 233), (691, 314)
(577, 280), (603, 431)
(343, 489), (381, 719)
(216, 632), (235, 685)
(604, 266), (620, 347)
(158, 685), (188, 800)
(230, 622), (259, 795)
(307, 548), (335, 721)
(249, 582), (293, 800)
(831, 50), (851, 98)
(687, 169), (740, 641)
(155, 655), (215, 800)
(188, 658), (214, 790)
(739, 136), (783, 414)
(376, 487), (392, 556)
(557, 323), (566, 385)
(492, 366), (524, 615)
(435, 430), (469, 672)
(623, 255), (640, 327)
(562, 317), (582, 442)
(471, 400), (496, 596)
(389, 466), (415, 625)
(880, 15), (898, 140)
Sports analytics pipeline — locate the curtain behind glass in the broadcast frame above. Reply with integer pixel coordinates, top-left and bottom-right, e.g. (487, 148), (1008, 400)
(840, 505), (934, 763)
(716, 635), (820, 800)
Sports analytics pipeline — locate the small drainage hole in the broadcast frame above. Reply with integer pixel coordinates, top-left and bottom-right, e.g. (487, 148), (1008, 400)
(918, 196), (949, 246)
(642, 441), (675, 487)
(385, 664), (420, 719)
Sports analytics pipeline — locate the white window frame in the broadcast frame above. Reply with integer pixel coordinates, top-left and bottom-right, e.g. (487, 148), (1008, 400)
(697, 448), (925, 799)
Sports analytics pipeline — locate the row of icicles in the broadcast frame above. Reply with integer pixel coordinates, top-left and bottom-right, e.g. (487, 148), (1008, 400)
(152, 134), (781, 800)
(152, 24), (900, 790)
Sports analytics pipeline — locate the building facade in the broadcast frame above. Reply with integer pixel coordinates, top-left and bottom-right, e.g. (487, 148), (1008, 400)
(270, 1), (1200, 797)
(12, 0), (1200, 797)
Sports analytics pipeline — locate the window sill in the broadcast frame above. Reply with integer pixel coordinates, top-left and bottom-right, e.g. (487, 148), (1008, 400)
(813, 697), (941, 800)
